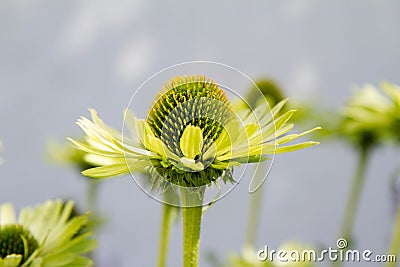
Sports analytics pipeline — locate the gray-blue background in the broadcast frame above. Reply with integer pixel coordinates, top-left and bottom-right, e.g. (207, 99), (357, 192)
(1, 1), (399, 266)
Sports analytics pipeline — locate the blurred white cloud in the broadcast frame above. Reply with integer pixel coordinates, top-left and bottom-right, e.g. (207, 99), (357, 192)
(114, 35), (156, 86)
(7, 0), (36, 9)
(58, 0), (145, 54)
(281, 0), (312, 21)
(287, 61), (320, 98)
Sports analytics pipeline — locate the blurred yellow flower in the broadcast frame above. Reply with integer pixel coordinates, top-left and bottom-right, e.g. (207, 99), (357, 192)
(341, 82), (400, 147)
(0, 200), (97, 267)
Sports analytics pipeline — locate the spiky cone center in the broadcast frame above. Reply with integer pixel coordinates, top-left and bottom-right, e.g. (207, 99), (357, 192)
(147, 75), (234, 187)
(0, 225), (39, 263)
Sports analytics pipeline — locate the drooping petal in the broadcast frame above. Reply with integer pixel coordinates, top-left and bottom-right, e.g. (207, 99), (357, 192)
(382, 82), (400, 107)
(81, 164), (130, 178)
(69, 109), (167, 179)
(272, 141), (320, 154)
(2, 255), (22, 267)
(215, 99), (320, 163)
(9, 200), (96, 267)
(180, 126), (203, 159)
(274, 127), (322, 146)
(213, 119), (240, 156)
(122, 109), (141, 146)
(83, 153), (124, 166)
(349, 85), (390, 111)
(0, 204), (16, 225)
(179, 157), (205, 171)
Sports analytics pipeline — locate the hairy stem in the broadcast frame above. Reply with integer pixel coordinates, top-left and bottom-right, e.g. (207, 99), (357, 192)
(181, 189), (204, 267)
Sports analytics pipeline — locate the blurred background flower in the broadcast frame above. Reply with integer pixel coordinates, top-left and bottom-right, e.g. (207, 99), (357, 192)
(47, 138), (98, 172)
(338, 82), (400, 149)
(311, 82), (400, 255)
(46, 138), (105, 230)
(0, 200), (97, 267)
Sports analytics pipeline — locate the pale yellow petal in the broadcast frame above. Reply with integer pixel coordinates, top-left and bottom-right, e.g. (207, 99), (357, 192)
(2, 255), (22, 267)
(0, 204), (16, 225)
(180, 126), (203, 159)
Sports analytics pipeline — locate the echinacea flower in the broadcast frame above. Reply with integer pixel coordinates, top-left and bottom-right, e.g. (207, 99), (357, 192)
(0, 200), (97, 267)
(69, 75), (320, 189)
(69, 75), (319, 267)
(341, 82), (400, 148)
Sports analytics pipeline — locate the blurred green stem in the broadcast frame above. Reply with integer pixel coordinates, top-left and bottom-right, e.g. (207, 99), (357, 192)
(244, 163), (267, 249)
(157, 204), (173, 267)
(181, 189), (204, 267)
(340, 146), (369, 241)
(387, 169), (400, 267)
(88, 179), (99, 213)
(333, 146), (370, 267)
(87, 179), (100, 264)
(387, 199), (400, 267)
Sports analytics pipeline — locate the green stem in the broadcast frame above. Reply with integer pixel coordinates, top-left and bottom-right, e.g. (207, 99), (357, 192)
(181, 189), (204, 267)
(386, 170), (400, 267)
(244, 163), (267, 249)
(87, 179), (99, 214)
(332, 146), (370, 267)
(86, 179), (100, 264)
(157, 204), (173, 267)
(340, 146), (369, 241)
(387, 200), (400, 267)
